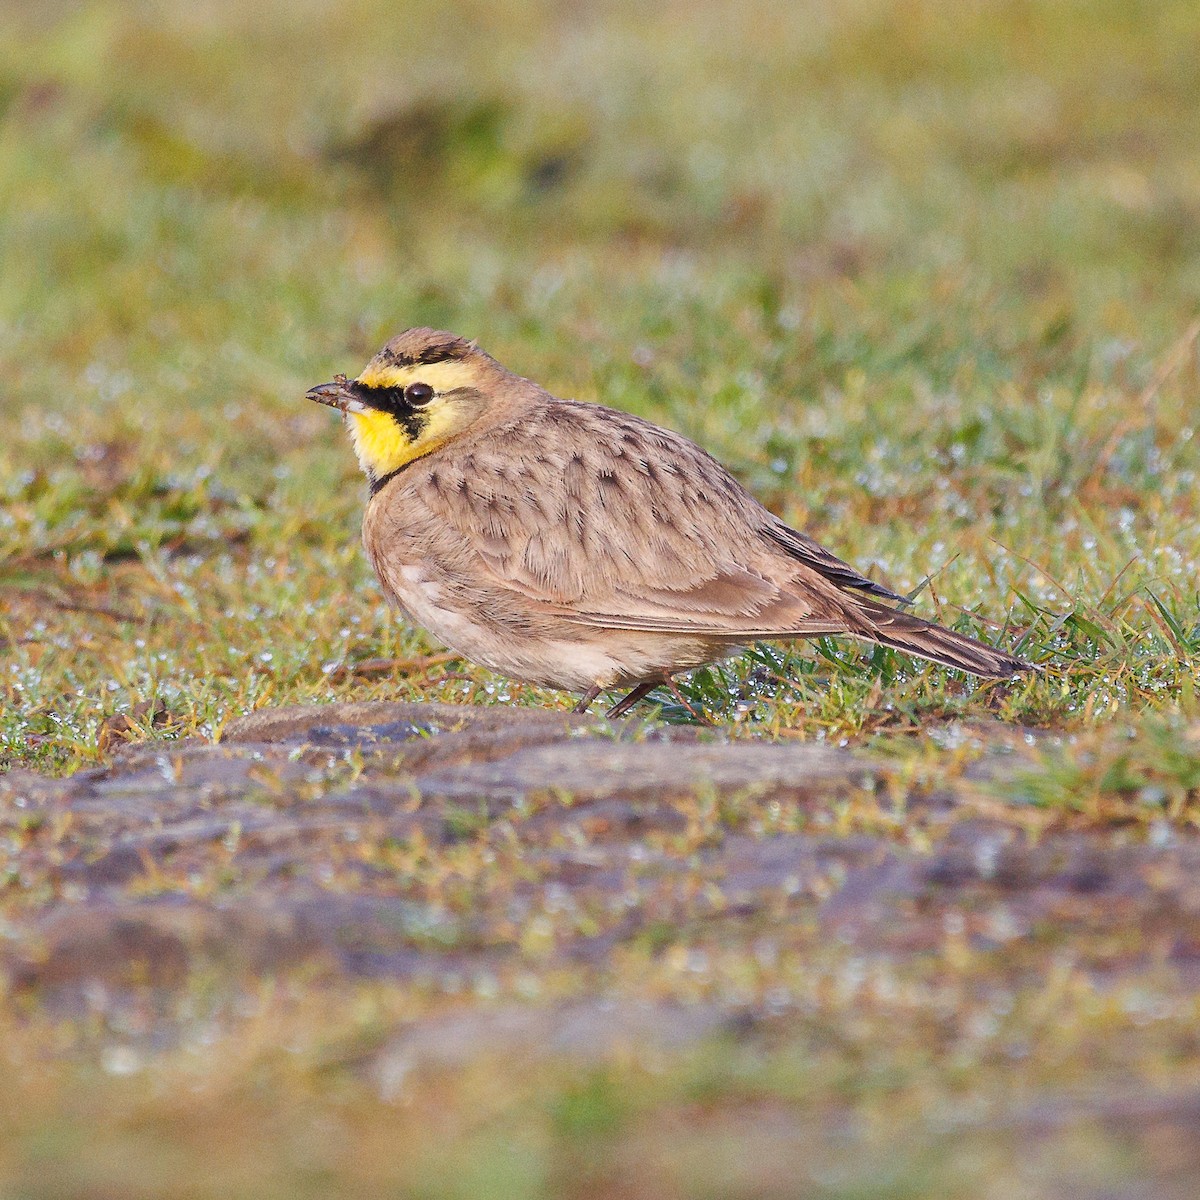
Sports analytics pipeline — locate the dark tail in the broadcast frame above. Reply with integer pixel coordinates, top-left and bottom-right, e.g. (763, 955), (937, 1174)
(855, 600), (1033, 678)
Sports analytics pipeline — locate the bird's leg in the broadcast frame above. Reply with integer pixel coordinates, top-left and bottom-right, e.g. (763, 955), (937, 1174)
(665, 677), (712, 725)
(605, 680), (658, 719)
(572, 684), (603, 714)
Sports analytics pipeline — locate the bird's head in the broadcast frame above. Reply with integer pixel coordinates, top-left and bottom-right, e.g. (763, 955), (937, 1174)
(307, 328), (500, 488)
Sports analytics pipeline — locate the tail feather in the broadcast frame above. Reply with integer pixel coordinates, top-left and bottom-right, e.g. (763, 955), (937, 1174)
(855, 601), (1032, 678)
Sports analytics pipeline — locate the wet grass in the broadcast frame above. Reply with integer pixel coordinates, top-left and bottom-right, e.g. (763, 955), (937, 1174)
(1, 0), (1198, 779)
(3, 0), (1200, 1193)
(3, 968), (1200, 1200)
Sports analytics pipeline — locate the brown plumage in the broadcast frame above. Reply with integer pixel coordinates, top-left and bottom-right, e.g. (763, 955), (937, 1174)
(308, 328), (1032, 717)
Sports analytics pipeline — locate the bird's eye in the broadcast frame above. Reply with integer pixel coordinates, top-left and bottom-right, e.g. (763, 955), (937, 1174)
(405, 382), (434, 406)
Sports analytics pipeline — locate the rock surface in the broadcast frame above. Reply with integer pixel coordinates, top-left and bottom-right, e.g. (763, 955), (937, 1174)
(4, 701), (1199, 1004)
(5, 702), (1200, 1197)
(2, 703), (877, 994)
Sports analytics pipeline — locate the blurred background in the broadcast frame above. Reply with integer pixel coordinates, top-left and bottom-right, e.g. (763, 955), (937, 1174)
(2, 0), (1199, 758)
(3, 4), (1200, 1197)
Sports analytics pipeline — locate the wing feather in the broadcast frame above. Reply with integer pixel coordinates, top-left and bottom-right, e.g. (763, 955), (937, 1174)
(397, 400), (889, 637)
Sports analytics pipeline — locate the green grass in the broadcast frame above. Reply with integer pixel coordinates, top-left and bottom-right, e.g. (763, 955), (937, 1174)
(2, 0), (1199, 774)
(2, 951), (1199, 1199)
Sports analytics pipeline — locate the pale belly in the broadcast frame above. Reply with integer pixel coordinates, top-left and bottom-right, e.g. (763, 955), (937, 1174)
(378, 562), (729, 692)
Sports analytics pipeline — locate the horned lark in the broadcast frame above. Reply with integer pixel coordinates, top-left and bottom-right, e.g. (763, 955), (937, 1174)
(308, 329), (1031, 717)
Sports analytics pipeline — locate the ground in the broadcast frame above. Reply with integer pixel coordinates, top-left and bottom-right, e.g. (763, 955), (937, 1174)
(1, 0), (1200, 1196)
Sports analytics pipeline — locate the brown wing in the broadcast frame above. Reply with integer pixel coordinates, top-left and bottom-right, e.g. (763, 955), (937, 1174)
(763, 523), (903, 602)
(397, 400), (882, 638)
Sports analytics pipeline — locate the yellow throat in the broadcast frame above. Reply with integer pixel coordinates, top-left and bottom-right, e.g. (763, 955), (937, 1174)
(345, 359), (483, 482)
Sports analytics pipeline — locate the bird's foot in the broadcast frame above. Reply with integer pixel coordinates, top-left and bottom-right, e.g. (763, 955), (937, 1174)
(604, 680), (658, 719)
(572, 684), (602, 714)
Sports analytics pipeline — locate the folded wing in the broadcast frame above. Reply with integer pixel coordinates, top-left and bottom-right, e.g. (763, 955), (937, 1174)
(402, 400), (891, 638)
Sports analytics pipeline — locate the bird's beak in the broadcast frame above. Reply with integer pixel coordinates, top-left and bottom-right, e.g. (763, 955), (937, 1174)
(306, 374), (367, 414)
